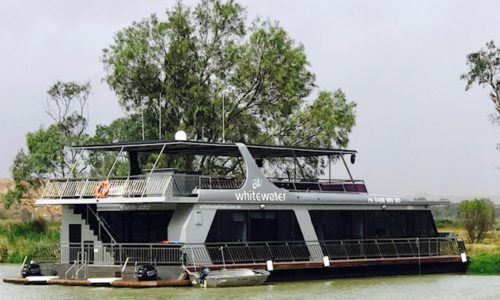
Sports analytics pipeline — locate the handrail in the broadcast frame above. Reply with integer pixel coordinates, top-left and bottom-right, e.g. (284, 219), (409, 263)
(121, 257), (130, 278)
(20, 256), (28, 273)
(65, 252), (81, 279)
(86, 205), (117, 244)
(39, 172), (369, 200)
(51, 237), (464, 267)
(74, 252), (88, 279)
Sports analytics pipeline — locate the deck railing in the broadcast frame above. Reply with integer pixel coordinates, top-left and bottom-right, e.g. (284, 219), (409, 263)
(29, 237), (465, 266)
(184, 237), (465, 265)
(40, 174), (367, 200)
(270, 178), (367, 193)
(40, 174), (245, 199)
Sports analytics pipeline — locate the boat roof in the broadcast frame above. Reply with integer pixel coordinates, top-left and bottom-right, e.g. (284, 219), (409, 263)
(69, 140), (357, 158)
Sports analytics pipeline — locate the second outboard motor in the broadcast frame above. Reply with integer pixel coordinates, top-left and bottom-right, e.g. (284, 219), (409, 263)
(137, 264), (158, 281)
(199, 267), (210, 284)
(21, 261), (42, 278)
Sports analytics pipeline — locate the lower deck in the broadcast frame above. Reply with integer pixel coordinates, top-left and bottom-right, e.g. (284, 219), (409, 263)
(4, 246), (467, 287)
(20, 235), (467, 282)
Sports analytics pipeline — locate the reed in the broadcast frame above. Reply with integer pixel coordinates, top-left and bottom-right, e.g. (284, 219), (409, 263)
(0, 219), (59, 263)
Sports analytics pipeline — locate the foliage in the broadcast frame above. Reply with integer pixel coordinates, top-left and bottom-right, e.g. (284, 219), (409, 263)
(461, 40), (500, 116)
(0, 220), (60, 263)
(87, 116), (144, 177)
(467, 252), (500, 275)
(3, 0), (358, 206)
(102, 0), (356, 174)
(431, 203), (459, 220)
(434, 219), (460, 229)
(458, 198), (496, 243)
(1, 81), (91, 208)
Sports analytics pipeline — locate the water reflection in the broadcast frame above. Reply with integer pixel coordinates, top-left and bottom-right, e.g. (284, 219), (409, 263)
(1, 265), (499, 300)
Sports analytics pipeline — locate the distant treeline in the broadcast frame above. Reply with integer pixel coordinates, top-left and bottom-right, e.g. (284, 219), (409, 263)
(430, 202), (500, 220)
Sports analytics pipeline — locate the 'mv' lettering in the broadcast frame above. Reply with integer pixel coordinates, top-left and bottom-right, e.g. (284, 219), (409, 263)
(235, 190), (287, 202)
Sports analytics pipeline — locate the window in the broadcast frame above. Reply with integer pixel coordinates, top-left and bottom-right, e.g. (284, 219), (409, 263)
(206, 210), (304, 243)
(310, 210), (438, 240)
(100, 210), (173, 243)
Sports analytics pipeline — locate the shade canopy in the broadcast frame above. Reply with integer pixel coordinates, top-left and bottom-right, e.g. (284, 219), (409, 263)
(69, 140), (357, 158)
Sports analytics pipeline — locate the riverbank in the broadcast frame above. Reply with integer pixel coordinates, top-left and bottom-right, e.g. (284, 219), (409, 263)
(438, 223), (500, 275)
(0, 219), (59, 263)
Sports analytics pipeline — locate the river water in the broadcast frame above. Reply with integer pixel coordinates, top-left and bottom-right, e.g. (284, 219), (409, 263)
(1, 264), (499, 300)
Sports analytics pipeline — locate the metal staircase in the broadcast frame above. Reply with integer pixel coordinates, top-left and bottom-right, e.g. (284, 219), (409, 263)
(65, 252), (88, 279)
(73, 204), (116, 244)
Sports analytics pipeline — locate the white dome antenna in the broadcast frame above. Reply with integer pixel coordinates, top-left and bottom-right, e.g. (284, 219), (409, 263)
(175, 130), (187, 141)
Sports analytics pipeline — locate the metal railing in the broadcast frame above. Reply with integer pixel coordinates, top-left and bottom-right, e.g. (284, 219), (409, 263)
(270, 178), (367, 193)
(40, 174), (244, 200)
(40, 172), (368, 200)
(65, 251), (88, 279)
(28, 237), (465, 267)
(183, 237), (465, 265)
(59, 243), (184, 265)
(85, 205), (117, 244)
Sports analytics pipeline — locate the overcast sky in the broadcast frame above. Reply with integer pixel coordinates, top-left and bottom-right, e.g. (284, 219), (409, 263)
(0, 0), (499, 201)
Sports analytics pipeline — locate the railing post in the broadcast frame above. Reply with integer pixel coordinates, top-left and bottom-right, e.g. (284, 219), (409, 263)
(141, 144), (166, 198)
(79, 178), (89, 199)
(41, 180), (50, 199)
(416, 238), (420, 258)
(375, 240), (382, 258)
(122, 176), (129, 197)
(150, 244), (153, 264)
(359, 240), (366, 259)
(161, 176), (172, 198)
(119, 244), (123, 264)
(285, 242), (294, 262)
(392, 239), (399, 258)
(341, 241), (349, 259)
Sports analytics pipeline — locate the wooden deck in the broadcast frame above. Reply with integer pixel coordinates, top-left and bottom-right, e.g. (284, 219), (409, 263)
(186, 255), (463, 272)
(3, 277), (192, 288)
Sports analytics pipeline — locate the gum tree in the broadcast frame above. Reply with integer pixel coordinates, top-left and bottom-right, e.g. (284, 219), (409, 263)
(101, 0), (357, 174)
(1, 81), (91, 208)
(461, 40), (500, 117)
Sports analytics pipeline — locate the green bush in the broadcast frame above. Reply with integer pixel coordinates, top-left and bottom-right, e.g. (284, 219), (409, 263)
(31, 216), (47, 233)
(458, 199), (496, 243)
(0, 219), (60, 263)
(435, 219), (457, 229)
(0, 244), (8, 263)
(468, 253), (500, 275)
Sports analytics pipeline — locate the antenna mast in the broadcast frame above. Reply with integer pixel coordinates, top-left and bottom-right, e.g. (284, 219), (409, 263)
(158, 93), (162, 140)
(141, 98), (145, 140)
(222, 94), (225, 143)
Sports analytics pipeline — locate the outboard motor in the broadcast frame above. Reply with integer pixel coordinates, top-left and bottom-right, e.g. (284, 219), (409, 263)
(137, 264), (158, 281)
(199, 267), (210, 284)
(21, 261), (42, 277)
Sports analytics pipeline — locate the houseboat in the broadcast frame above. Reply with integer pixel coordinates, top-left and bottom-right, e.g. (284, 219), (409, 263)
(32, 137), (467, 283)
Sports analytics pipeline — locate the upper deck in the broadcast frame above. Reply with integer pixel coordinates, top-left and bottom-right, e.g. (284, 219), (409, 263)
(36, 140), (422, 206)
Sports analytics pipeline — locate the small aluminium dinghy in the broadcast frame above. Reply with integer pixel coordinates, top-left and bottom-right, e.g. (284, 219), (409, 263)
(185, 247), (270, 287)
(187, 267), (270, 288)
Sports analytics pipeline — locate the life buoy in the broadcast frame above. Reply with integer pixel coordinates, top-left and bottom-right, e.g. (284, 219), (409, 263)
(95, 181), (111, 198)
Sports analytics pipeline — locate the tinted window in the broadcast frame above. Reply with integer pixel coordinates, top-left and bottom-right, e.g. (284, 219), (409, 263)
(310, 210), (437, 240)
(206, 210), (304, 243)
(100, 210), (173, 243)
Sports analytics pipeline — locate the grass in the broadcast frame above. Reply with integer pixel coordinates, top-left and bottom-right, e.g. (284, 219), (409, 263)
(467, 253), (500, 274)
(0, 219), (60, 263)
(438, 221), (500, 275)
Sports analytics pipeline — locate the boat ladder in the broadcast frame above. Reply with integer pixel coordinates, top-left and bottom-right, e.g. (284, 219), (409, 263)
(65, 252), (88, 279)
